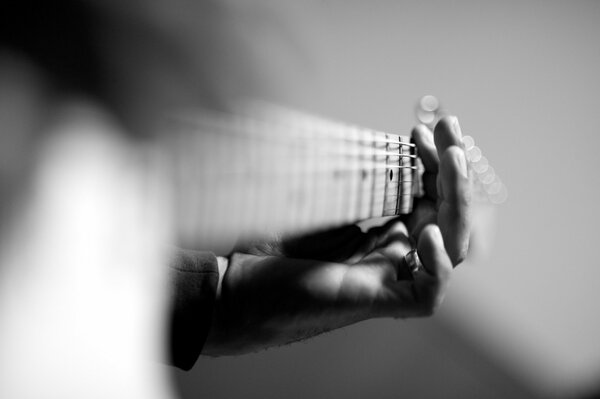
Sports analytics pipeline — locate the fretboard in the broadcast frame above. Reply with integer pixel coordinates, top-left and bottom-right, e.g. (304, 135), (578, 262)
(156, 103), (420, 248)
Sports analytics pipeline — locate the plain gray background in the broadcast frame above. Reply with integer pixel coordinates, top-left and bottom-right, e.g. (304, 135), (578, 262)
(172, 2), (600, 398)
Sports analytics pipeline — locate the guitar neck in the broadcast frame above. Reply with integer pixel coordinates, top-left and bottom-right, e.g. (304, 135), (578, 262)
(156, 103), (421, 248)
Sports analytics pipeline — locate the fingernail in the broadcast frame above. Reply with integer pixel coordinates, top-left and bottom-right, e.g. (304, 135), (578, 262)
(423, 127), (434, 144)
(457, 149), (468, 178)
(451, 116), (463, 139)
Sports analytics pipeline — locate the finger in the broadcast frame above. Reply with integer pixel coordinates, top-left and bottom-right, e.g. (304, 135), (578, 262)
(282, 224), (366, 261)
(404, 198), (437, 240)
(438, 146), (472, 265)
(433, 116), (463, 161)
(413, 224), (453, 314)
(378, 222), (409, 249)
(422, 172), (437, 200)
(368, 217), (408, 245)
(291, 218), (409, 264)
(361, 231), (412, 279)
(411, 124), (438, 173)
(348, 218), (408, 263)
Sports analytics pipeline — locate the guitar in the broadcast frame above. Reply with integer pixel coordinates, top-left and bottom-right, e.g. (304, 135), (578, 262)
(156, 96), (506, 252)
(0, 94), (504, 399)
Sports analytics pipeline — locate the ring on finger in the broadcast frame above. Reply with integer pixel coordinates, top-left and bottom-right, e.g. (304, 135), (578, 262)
(404, 248), (424, 275)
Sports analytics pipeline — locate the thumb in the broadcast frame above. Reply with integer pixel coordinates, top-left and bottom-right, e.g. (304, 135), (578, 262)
(413, 224), (453, 314)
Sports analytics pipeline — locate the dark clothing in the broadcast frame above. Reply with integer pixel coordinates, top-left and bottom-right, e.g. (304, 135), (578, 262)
(168, 249), (219, 371)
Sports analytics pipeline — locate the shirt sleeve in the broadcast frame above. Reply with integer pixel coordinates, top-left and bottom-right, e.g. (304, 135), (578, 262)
(167, 248), (219, 371)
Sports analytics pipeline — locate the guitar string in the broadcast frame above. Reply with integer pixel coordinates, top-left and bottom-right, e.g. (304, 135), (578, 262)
(169, 112), (421, 222)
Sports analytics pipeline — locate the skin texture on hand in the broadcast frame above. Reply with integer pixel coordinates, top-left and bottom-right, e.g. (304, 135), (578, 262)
(409, 116), (472, 266)
(203, 116), (472, 356)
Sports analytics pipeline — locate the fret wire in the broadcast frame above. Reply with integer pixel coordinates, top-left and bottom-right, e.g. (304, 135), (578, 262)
(369, 129), (378, 218)
(400, 136), (411, 214)
(384, 134), (401, 216)
(399, 137), (405, 214)
(355, 127), (364, 220)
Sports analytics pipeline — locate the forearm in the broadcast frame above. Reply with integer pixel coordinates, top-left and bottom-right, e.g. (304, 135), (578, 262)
(202, 253), (374, 356)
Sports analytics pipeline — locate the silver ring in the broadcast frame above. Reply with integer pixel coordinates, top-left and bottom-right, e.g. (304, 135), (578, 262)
(404, 248), (424, 274)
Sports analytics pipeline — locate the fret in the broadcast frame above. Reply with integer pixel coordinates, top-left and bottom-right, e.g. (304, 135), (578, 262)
(229, 121), (245, 233)
(302, 114), (335, 229)
(254, 121), (279, 233)
(313, 124), (330, 228)
(286, 117), (304, 230)
(312, 122), (331, 225)
(382, 134), (399, 216)
(346, 126), (361, 222)
(295, 121), (312, 231)
(303, 117), (318, 229)
(399, 135), (413, 214)
(368, 136), (377, 218)
(358, 129), (374, 220)
(232, 118), (254, 236)
(371, 138), (387, 218)
(333, 123), (349, 225)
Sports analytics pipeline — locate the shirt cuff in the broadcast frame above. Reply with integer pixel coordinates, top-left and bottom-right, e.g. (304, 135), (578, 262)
(167, 249), (219, 370)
